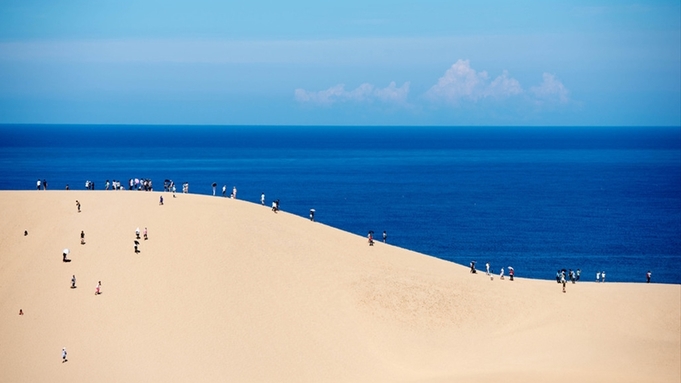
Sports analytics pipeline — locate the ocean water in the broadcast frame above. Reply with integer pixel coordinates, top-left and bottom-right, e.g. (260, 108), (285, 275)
(1, 125), (680, 284)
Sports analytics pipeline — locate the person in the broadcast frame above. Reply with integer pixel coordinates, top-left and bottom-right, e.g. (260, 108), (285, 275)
(36, 179), (41, 190)
(105, 180), (110, 190)
(576, 269), (581, 281)
(601, 271), (606, 283)
(65, 184), (69, 190)
(261, 192), (265, 205)
(75, 200), (81, 213)
(556, 270), (561, 283)
(646, 270), (652, 283)
(368, 231), (374, 246)
(144, 227), (148, 240)
(486, 263), (490, 276)
(43, 179), (47, 190)
(499, 267), (504, 280)
(570, 269), (576, 284)
(71, 275), (77, 289)
(561, 273), (567, 293)
(212, 182), (217, 196)
(62, 249), (70, 262)
(222, 184), (226, 197)
(596, 272), (601, 282)
(310, 209), (315, 222)
(95, 281), (101, 295)
(159, 195), (164, 205)
(80, 231), (85, 245)
(383, 231), (387, 243)
(509, 266), (514, 281)
(24, 230), (28, 236)
(134, 240), (140, 253)
(469, 261), (476, 273)
(62, 347), (68, 363)
(136, 228), (140, 239)
(232, 186), (237, 199)
(19, 309), (23, 315)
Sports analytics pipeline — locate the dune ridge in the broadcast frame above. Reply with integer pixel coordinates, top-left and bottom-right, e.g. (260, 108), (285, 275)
(1, 191), (679, 383)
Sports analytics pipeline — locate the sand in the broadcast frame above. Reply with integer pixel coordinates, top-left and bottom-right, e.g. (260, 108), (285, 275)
(0, 190), (679, 383)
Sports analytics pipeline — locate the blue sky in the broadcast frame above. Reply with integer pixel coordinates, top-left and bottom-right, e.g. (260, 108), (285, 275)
(0, 1), (679, 126)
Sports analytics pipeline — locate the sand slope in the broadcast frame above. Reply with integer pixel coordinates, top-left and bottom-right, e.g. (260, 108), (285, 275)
(1, 191), (679, 383)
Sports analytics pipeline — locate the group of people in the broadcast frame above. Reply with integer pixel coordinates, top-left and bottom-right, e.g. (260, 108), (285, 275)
(469, 261), (515, 281)
(104, 180), (126, 190)
(134, 227), (148, 253)
(163, 180), (176, 192)
(213, 183), (238, 198)
(556, 269), (581, 284)
(128, 178), (153, 191)
(367, 231), (388, 246)
(36, 179), (48, 190)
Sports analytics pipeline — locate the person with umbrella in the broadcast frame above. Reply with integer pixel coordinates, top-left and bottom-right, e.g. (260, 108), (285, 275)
(509, 266), (514, 281)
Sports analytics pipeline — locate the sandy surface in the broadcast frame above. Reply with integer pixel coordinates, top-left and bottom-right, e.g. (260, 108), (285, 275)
(1, 190), (679, 383)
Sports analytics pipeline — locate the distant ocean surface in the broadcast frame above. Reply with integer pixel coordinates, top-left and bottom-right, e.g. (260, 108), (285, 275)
(2, 125), (680, 284)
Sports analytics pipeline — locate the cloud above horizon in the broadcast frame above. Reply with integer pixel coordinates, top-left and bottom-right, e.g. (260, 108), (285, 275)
(294, 81), (410, 106)
(530, 73), (570, 104)
(425, 59), (523, 103)
(295, 60), (569, 110)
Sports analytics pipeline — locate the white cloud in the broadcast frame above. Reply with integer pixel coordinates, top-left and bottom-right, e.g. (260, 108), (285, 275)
(425, 59), (523, 104)
(487, 70), (523, 98)
(294, 61), (568, 111)
(295, 82), (410, 105)
(530, 73), (569, 103)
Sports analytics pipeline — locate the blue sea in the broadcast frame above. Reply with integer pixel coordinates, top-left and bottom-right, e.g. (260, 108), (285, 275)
(1, 125), (680, 284)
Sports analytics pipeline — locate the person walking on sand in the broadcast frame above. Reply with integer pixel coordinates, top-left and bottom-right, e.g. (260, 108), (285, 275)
(499, 267), (505, 280)
(383, 231), (387, 243)
(509, 266), (514, 281)
(62, 248), (70, 262)
(486, 263), (490, 276)
(601, 271), (606, 282)
(261, 192), (265, 205)
(232, 186), (237, 199)
(134, 240), (140, 253)
(596, 271), (601, 282)
(75, 200), (81, 213)
(80, 230), (85, 245)
(62, 347), (68, 363)
(95, 281), (101, 295)
(212, 182), (217, 196)
(159, 195), (164, 205)
(561, 273), (567, 293)
(222, 184), (227, 197)
(36, 179), (41, 190)
(136, 227), (140, 239)
(646, 270), (652, 283)
(368, 231), (374, 246)
(71, 275), (76, 289)
(144, 227), (148, 240)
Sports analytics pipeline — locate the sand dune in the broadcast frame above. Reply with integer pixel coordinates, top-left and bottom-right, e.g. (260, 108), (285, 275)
(1, 191), (679, 382)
